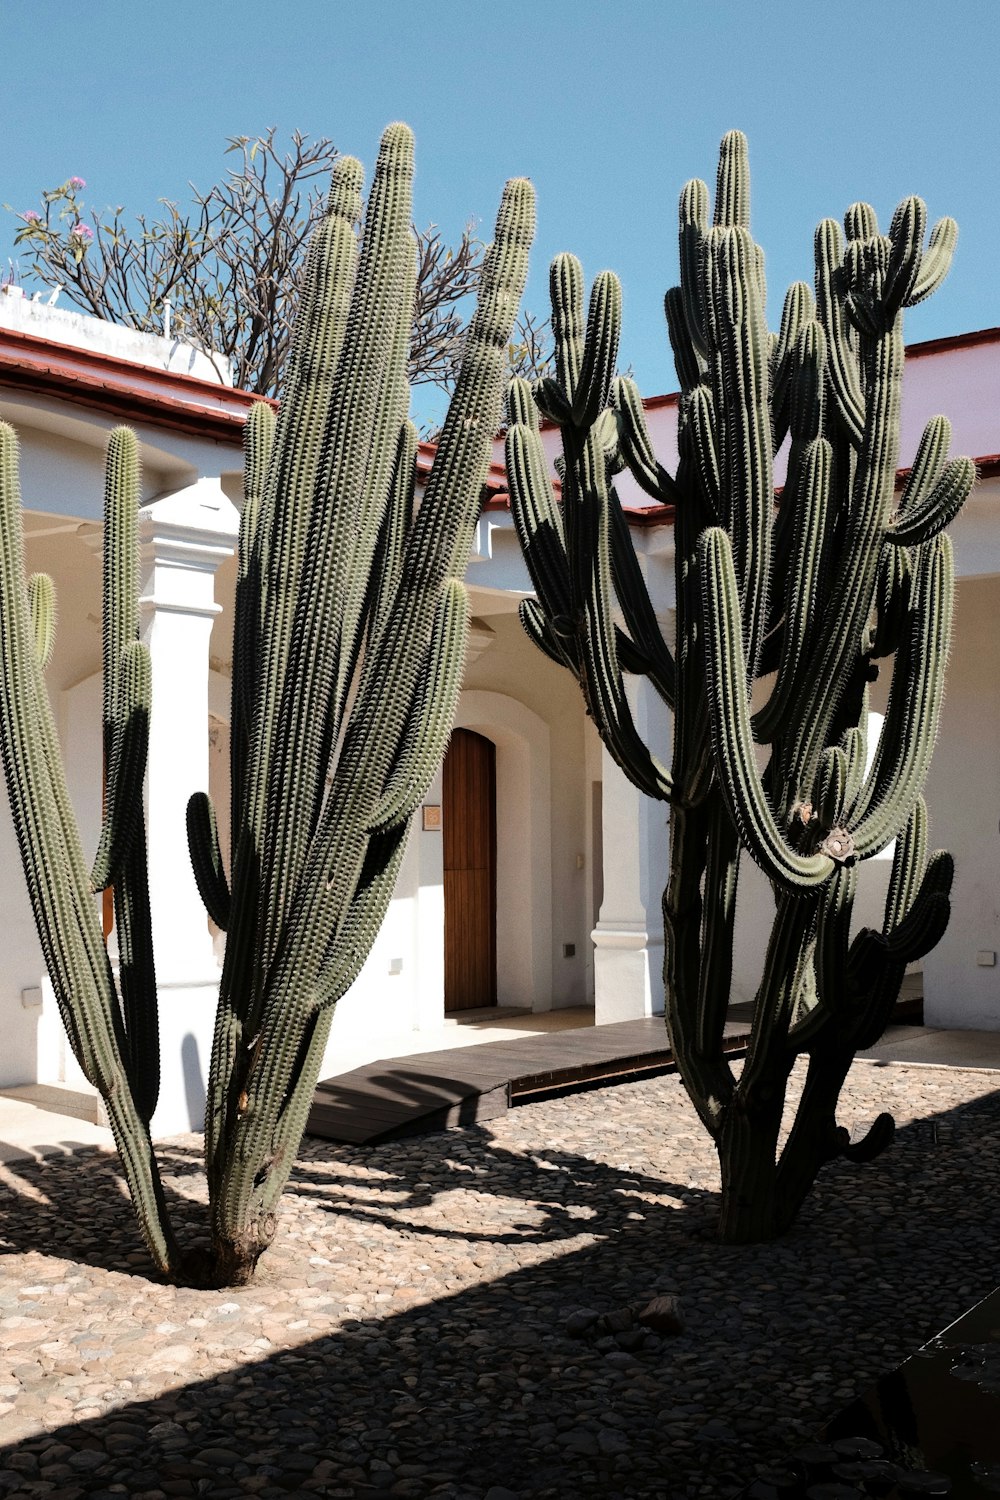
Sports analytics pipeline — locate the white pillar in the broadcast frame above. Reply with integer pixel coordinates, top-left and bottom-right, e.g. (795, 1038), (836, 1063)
(139, 478), (239, 1134)
(590, 532), (674, 1026)
(592, 674), (669, 1023)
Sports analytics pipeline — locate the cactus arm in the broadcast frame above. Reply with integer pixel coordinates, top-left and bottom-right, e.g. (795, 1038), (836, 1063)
(675, 385), (722, 524)
(813, 744), (848, 834)
(906, 217), (958, 304)
(769, 282), (814, 448)
(606, 484), (676, 706)
(0, 423), (178, 1272)
(316, 823), (411, 1008)
(508, 412), (674, 699)
(881, 854), (953, 962)
(368, 418), (418, 644)
(533, 375), (573, 426)
(90, 641), (150, 892)
(753, 437), (830, 744)
(849, 534), (953, 857)
(766, 316), (826, 630)
(97, 428), (160, 1125)
(571, 271), (622, 426)
(664, 284), (702, 395)
(883, 197), (927, 317)
(578, 429), (673, 800)
(785, 309), (905, 800)
(518, 597), (576, 670)
(663, 796), (737, 1134)
(889, 455), (975, 548)
(703, 225), (773, 679)
(695, 791), (742, 1061)
(506, 421), (573, 626)
(230, 398), (274, 849)
(870, 543), (912, 659)
(551, 252), (586, 399)
(672, 488), (719, 810)
(699, 527), (834, 888)
(256, 128), (416, 979)
(506, 375), (537, 431)
(406, 179), (536, 590)
(900, 415), (951, 513)
(677, 179), (710, 362)
(243, 154), (365, 867)
(186, 791), (231, 930)
(884, 794), (928, 931)
(28, 573), (55, 669)
(609, 376), (679, 503)
(815, 220), (864, 449)
(101, 428), (139, 708)
(94, 426), (144, 884)
(513, 387), (672, 795)
(114, 830), (159, 1127)
(713, 130), (751, 230)
(332, 235), (418, 726)
(367, 580), (469, 834)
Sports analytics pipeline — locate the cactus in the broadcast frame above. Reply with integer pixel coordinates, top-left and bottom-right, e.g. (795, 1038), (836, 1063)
(507, 131), (968, 1241)
(0, 124), (534, 1284)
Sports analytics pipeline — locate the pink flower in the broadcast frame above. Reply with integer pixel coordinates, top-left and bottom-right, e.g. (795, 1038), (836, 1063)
(68, 176), (86, 190)
(70, 222), (94, 240)
(22, 210), (41, 223)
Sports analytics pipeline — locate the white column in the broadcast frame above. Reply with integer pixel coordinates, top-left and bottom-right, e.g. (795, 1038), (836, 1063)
(591, 543), (673, 1025)
(139, 478), (239, 1134)
(592, 675), (670, 1022)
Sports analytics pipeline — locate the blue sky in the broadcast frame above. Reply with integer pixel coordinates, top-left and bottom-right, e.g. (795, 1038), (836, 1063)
(3, 0), (996, 420)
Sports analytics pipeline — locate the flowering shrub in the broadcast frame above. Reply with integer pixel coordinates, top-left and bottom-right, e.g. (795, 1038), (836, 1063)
(15, 177), (96, 264)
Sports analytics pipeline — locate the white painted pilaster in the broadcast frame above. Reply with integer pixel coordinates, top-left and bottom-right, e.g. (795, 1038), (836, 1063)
(592, 674), (669, 1022)
(592, 537), (673, 1025)
(139, 477), (238, 1134)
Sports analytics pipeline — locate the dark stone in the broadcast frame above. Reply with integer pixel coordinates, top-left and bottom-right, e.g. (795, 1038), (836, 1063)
(564, 1309), (600, 1337)
(636, 1294), (684, 1335)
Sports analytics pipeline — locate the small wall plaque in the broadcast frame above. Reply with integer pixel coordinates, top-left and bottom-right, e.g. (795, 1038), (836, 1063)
(422, 805), (442, 831)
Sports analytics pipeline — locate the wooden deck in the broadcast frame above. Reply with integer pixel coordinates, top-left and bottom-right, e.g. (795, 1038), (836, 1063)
(307, 1015), (751, 1145)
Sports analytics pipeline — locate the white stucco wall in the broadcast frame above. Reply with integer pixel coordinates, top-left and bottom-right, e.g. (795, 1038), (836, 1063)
(922, 574), (1000, 1027)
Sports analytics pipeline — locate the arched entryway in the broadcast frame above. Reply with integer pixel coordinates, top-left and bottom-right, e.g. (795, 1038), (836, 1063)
(443, 728), (497, 1012)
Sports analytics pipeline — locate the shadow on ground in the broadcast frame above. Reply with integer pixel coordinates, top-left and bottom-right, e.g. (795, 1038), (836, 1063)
(0, 1070), (998, 1499)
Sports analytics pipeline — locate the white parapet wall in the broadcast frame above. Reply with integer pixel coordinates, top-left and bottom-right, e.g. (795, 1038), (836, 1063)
(0, 285), (234, 385)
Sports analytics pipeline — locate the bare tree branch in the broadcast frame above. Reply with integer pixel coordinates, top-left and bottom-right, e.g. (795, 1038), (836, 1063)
(8, 131), (552, 399)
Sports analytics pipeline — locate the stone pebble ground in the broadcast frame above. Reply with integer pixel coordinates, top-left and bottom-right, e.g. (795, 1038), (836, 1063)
(1, 1058), (998, 1500)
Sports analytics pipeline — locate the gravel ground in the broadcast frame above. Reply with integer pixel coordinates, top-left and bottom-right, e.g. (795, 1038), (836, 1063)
(1, 1058), (998, 1500)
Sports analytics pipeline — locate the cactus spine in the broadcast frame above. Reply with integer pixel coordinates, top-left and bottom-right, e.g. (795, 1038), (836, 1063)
(0, 124), (534, 1284)
(507, 132), (968, 1241)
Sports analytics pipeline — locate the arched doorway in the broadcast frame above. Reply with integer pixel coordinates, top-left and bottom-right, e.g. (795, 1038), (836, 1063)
(443, 728), (497, 1012)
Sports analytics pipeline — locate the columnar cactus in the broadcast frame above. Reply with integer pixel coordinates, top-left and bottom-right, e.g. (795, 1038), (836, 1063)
(507, 132), (968, 1241)
(0, 124), (534, 1284)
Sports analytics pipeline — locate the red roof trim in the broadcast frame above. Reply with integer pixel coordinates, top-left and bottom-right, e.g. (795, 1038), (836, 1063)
(904, 325), (1000, 359)
(0, 328), (512, 494)
(3, 322), (997, 513)
(0, 325), (265, 443)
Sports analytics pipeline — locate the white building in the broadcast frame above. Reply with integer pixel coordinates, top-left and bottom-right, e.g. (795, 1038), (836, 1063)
(0, 288), (998, 1135)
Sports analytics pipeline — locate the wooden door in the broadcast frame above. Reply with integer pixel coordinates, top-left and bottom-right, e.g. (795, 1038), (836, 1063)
(443, 728), (497, 1012)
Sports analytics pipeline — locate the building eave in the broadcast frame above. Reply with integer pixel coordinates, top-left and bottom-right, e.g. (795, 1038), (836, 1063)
(0, 326), (263, 444)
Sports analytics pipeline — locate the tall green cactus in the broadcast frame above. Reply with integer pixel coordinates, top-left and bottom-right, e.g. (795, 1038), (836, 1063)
(0, 124), (534, 1284)
(508, 132), (968, 1241)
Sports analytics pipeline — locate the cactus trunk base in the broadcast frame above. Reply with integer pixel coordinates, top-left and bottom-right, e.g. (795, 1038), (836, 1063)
(209, 1219), (278, 1288)
(716, 1105), (787, 1244)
